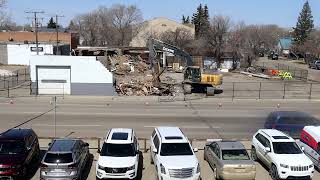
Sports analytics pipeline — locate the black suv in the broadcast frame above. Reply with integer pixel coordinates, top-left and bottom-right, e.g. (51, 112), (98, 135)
(0, 129), (40, 179)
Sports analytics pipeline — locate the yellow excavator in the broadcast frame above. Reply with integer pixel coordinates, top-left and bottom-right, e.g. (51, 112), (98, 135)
(148, 38), (222, 95)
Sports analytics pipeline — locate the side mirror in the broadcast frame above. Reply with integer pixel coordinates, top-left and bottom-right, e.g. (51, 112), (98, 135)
(48, 142), (52, 147)
(97, 149), (101, 154)
(265, 147), (271, 153)
(301, 146), (305, 151)
(152, 148), (158, 153)
(193, 148), (199, 152)
(84, 143), (89, 147)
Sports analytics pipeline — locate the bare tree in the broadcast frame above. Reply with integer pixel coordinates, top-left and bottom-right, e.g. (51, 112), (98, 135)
(111, 4), (143, 46)
(206, 16), (231, 67)
(159, 27), (194, 49)
(0, 0), (6, 8)
(71, 4), (143, 46)
(0, 0), (16, 31)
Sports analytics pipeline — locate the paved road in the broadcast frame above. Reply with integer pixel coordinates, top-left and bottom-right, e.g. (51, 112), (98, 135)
(0, 96), (319, 140)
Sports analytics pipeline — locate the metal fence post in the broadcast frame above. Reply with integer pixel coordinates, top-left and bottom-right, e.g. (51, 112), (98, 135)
(232, 82), (235, 100)
(144, 139), (147, 153)
(259, 82), (262, 99)
(24, 68), (27, 82)
(3, 76), (5, 89)
(7, 80), (9, 98)
(283, 83), (286, 99)
(309, 83), (313, 100)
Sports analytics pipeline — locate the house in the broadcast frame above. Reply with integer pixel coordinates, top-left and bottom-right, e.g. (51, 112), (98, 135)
(29, 55), (116, 96)
(277, 38), (293, 57)
(130, 17), (195, 47)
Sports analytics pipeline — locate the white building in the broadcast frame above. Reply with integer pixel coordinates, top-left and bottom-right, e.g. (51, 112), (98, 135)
(30, 55), (116, 96)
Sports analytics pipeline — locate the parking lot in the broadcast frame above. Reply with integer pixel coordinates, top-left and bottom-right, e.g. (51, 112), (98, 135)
(31, 140), (320, 180)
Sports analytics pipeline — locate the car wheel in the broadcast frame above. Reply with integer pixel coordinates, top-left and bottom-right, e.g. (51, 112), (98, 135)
(96, 176), (101, 180)
(270, 165), (280, 180)
(204, 152), (207, 161)
(251, 147), (258, 161)
(150, 150), (154, 164)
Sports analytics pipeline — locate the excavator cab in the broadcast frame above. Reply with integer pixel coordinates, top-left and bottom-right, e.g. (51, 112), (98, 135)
(184, 66), (201, 83)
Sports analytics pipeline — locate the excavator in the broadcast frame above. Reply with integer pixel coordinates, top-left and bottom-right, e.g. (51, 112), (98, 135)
(147, 38), (223, 95)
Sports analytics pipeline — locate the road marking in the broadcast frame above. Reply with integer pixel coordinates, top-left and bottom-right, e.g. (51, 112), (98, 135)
(32, 124), (101, 127)
(143, 125), (220, 129)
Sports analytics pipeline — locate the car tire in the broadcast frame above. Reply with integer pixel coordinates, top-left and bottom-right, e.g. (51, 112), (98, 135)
(150, 150), (154, 164)
(204, 152), (207, 161)
(96, 176), (101, 180)
(251, 147), (258, 161)
(270, 165), (280, 180)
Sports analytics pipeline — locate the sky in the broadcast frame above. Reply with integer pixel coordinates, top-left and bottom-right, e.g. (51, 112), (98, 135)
(4, 0), (320, 28)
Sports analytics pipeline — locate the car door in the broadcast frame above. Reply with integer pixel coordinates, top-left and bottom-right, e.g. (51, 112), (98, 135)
(263, 138), (273, 168)
(255, 134), (269, 166)
(206, 143), (217, 167)
(24, 135), (34, 164)
(152, 134), (160, 165)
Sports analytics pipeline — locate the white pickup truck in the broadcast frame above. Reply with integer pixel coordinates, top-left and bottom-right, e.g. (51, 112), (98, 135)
(296, 126), (320, 169)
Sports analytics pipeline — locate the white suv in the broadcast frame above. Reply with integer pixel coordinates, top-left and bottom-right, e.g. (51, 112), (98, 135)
(251, 129), (314, 180)
(150, 127), (201, 180)
(96, 128), (139, 179)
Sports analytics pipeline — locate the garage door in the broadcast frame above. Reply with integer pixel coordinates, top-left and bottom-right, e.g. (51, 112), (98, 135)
(37, 66), (71, 95)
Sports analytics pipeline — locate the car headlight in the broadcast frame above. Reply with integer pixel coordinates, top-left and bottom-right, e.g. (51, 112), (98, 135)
(196, 163), (200, 173)
(160, 163), (166, 174)
(280, 164), (289, 168)
(127, 165), (135, 171)
(98, 164), (105, 170)
(309, 164), (313, 168)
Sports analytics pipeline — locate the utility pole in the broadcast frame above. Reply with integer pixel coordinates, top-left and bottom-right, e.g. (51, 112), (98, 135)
(25, 11), (44, 55)
(55, 15), (64, 55)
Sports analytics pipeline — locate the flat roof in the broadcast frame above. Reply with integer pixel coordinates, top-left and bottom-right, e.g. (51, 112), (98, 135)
(216, 141), (245, 150)
(157, 127), (188, 143)
(304, 126), (320, 142)
(260, 129), (294, 142)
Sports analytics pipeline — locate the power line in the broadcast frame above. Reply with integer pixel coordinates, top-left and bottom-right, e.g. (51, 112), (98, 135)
(25, 11), (44, 55)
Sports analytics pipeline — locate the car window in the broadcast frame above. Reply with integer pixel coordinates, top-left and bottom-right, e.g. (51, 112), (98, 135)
(152, 130), (156, 138)
(160, 143), (193, 156)
(267, 114), (276, 123)
(44, 153), (73, 163)
(222, 149), (250, 160)
(0, 141), (25, 154)
(153, 135), (160, 152)
(272, 142), (302, 154)
(278, 115), (318, 125)
(211, 144), (220, 158)
(317, 143), (320, 154)
(256, 133), (271, 148)
(101, 143), (135, 157)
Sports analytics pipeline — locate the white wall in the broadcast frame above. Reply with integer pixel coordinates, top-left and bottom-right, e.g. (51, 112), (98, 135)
(7, 44), (53, 65)
(30, 55), (113, 84)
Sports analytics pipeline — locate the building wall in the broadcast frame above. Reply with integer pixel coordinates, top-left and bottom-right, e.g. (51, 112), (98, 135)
(7, 44), (53, 65)
(0, 44), (7, 64)
(30, 56), (116, 96)
(0, 32), (71, 44)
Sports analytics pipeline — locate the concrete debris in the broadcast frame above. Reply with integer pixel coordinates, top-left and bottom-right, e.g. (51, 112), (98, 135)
(0, 69), (15, 76)
(109, 55), (174, 96)
(240, 71), (271, 79)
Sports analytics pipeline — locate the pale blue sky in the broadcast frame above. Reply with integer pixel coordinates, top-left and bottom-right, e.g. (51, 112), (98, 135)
(5, 0), (320, 28)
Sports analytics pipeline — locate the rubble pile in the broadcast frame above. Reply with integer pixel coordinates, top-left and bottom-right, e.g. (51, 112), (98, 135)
(109, 55), (174, 96)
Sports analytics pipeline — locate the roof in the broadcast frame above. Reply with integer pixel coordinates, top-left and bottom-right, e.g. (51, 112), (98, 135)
(105, 128), (134, 144)
(130, 17), (195, 47)
(259, 129), (294, 142)
(156, 127), (188, 143)
(279, 38), (292, 50)
(49, 139), (77, 152)
(303, 126), (320, 142)
(216, 141), (245, 150)
(0, 128), (33, 140)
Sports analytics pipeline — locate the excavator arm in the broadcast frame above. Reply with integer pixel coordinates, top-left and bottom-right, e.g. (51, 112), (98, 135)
(147, 38), (192, 87)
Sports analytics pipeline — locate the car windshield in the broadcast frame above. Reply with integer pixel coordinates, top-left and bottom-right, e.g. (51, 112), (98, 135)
(273, 142), (302, 154)
(160, 143), (193, 156)
(44, 153), (73, 163)
(100, 143), (136, 157)
(222, 149), (250, 160)
(0, 141), (25, 154)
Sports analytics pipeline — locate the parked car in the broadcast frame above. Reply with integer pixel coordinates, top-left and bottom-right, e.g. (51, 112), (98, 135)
(264, 111), (320, 138)
(96, 128), (140, 180)
(308, 59), (320, 70)
(204, 140), (256, 180)
(268, 51), (279, 60)
(40, 139), (89, 180)
(150, 127), (201, 180)
(0, 128), (40, 179)
(251, 129), (314, 180)
(297, 126), (320, 169)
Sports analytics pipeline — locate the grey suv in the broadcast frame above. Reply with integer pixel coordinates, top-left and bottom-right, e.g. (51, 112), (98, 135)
(40, 139), (89, 180)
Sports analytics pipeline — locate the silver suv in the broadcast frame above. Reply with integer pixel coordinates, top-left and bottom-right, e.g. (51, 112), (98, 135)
(40, 139), (90, 180)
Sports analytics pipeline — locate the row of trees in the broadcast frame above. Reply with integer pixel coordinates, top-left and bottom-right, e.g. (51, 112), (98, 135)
(68, 4), (143, 46)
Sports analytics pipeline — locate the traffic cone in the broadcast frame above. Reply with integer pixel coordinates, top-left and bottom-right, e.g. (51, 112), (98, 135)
(9, 99), (13, 104)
